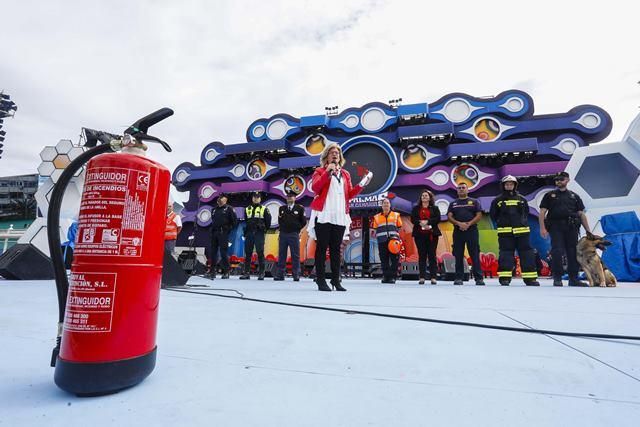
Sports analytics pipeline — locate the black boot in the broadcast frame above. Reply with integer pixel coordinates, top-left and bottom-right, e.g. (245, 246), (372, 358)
(221, 272), (230, 279)
(499, 278), (511, 286)
(239, 272), (250, 280)
(316, 280), (331, 291)
(524, 279), (540, 286)
(258, 270), (265, 281)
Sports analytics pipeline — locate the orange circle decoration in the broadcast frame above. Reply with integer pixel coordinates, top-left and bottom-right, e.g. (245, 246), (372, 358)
(247, 159), (267, 180)
(451, 163), (480, 189)
(284, 175), (306, 196)
(401, 144), (428, 170)
(474, 118), (501, 142)
(305, 134), (326, 155)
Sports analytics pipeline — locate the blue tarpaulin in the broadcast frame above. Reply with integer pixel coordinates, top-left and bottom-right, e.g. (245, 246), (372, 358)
(601, 211), (640, 282)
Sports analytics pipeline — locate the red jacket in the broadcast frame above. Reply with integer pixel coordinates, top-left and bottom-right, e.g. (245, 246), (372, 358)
(310, 167), (363, 214)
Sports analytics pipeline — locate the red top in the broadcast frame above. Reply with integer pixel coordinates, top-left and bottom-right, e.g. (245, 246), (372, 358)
(310, 167), (363, 214)
(418, 206), (432, 234)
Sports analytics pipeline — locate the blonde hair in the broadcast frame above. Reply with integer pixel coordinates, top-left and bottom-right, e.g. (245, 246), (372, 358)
(319, 142), (345, 167)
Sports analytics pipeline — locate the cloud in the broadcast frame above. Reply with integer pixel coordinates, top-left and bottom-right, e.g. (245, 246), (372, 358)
(1, 0), (639, 182)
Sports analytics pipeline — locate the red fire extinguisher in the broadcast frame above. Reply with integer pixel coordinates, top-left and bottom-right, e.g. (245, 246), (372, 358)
(48, 108), (174, 395)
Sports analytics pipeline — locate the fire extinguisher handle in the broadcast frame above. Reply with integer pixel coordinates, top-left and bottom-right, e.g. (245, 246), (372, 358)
(125, 107), (174, 134)
(124, 107), (174, 152)
(133, 133), (173, 152)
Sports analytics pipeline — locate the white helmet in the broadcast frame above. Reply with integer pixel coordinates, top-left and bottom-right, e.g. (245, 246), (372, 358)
(501, 175), (518, 189)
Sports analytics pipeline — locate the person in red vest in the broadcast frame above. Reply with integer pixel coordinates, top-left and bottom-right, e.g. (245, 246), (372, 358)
(411, 189), (442, 285)
(165, 200), (182, 255)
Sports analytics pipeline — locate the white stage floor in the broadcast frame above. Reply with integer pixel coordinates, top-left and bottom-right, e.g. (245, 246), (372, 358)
(1, 277), (639, 426)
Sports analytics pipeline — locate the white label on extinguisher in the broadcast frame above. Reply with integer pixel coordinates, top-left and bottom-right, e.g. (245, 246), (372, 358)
(64, 271), (117, 333)
(75, 167), (149, 257)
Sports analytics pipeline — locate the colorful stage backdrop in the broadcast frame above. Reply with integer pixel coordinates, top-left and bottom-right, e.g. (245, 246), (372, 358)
(173, 90), (612, 265)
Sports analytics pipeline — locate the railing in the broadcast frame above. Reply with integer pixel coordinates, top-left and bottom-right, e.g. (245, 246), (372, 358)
(0, 225), (25, 254)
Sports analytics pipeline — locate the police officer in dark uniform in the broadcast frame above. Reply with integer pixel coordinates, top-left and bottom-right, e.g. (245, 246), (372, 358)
(447, 183), (485, 286)
(240, 191), (271, 280)
(490, 175), (540, 286)
(210, 193), (237, 279)
(273, 190), (307, 281)
(539, 171), (592, 287)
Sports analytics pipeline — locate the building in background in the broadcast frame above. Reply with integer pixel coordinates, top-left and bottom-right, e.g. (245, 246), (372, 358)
(0, 174), (38, 222)
(0, 174), (37, 254)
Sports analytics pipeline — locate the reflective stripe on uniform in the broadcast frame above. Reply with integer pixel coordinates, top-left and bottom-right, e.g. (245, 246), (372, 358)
(498, 271), (513, 278)
(497, 227), (513, 234)
(512, 227), (530, 234)
(165, 212), (178, 240)
(503, 200), (520, 206)
(521, 271), (538, 279)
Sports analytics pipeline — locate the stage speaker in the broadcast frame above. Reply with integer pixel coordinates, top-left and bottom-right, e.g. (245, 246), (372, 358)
(162, 251), (189, 287)
(400, 262), (419, 279)
(442, 257), (470, 281)
(0, 244), (55, 280)
(177, 249), (206, 275)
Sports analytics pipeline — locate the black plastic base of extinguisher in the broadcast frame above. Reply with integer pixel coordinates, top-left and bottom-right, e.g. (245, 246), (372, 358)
(54, 347), (157, 397)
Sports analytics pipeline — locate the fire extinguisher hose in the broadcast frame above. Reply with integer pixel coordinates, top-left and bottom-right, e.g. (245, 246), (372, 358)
(48, 142), (115, 366)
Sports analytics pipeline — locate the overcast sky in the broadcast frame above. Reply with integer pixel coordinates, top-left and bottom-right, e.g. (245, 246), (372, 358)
(2, 0), (639, 180)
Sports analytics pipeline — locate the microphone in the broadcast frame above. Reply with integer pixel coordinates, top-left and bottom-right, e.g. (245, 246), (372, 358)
(331, 160), (340, 176)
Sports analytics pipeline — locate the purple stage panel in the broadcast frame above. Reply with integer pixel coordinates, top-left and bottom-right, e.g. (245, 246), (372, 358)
(220, 181), (270, 193)
(499, 161), (568, 177)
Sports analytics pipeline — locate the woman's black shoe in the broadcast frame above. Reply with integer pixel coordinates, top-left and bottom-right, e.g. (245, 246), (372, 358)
(332, 282), (347, 292)
(316, 281), (332, 291)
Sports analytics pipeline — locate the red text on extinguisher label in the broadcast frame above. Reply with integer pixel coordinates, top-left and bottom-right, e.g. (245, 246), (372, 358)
(75, 167), (149, 257)
(64, 271), (117, 333)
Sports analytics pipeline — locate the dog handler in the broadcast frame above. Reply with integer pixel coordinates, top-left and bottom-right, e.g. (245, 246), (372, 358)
(539, 171), (592, 287)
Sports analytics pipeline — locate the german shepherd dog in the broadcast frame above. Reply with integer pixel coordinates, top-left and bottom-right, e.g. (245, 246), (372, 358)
(576, 235), (617, 287)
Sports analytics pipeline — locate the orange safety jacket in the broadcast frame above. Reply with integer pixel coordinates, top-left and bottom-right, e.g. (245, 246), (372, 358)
(165, 212), (179, 240)
(373, 211), (402, 243)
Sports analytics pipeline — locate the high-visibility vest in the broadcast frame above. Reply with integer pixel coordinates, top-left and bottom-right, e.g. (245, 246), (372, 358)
(373, 211), (402, 243)
(245, 205), (266, 219)
(165, 212), (179, 240)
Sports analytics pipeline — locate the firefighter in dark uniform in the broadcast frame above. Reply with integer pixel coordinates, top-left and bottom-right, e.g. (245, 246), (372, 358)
(539, 171), (592, 286)
(490, 175), (540, 286)
(273, 190), (307, 281)
(447, 183), (485, 286)
(209, 193), (237, 279)
(240, 191), (272, 280)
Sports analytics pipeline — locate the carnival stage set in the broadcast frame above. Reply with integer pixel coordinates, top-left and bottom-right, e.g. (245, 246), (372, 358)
(8, 89), (640, 282)
(169, 89), (640, 280)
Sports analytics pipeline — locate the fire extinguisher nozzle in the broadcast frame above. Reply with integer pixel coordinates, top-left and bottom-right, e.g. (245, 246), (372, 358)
(51, 336), (61, 367)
